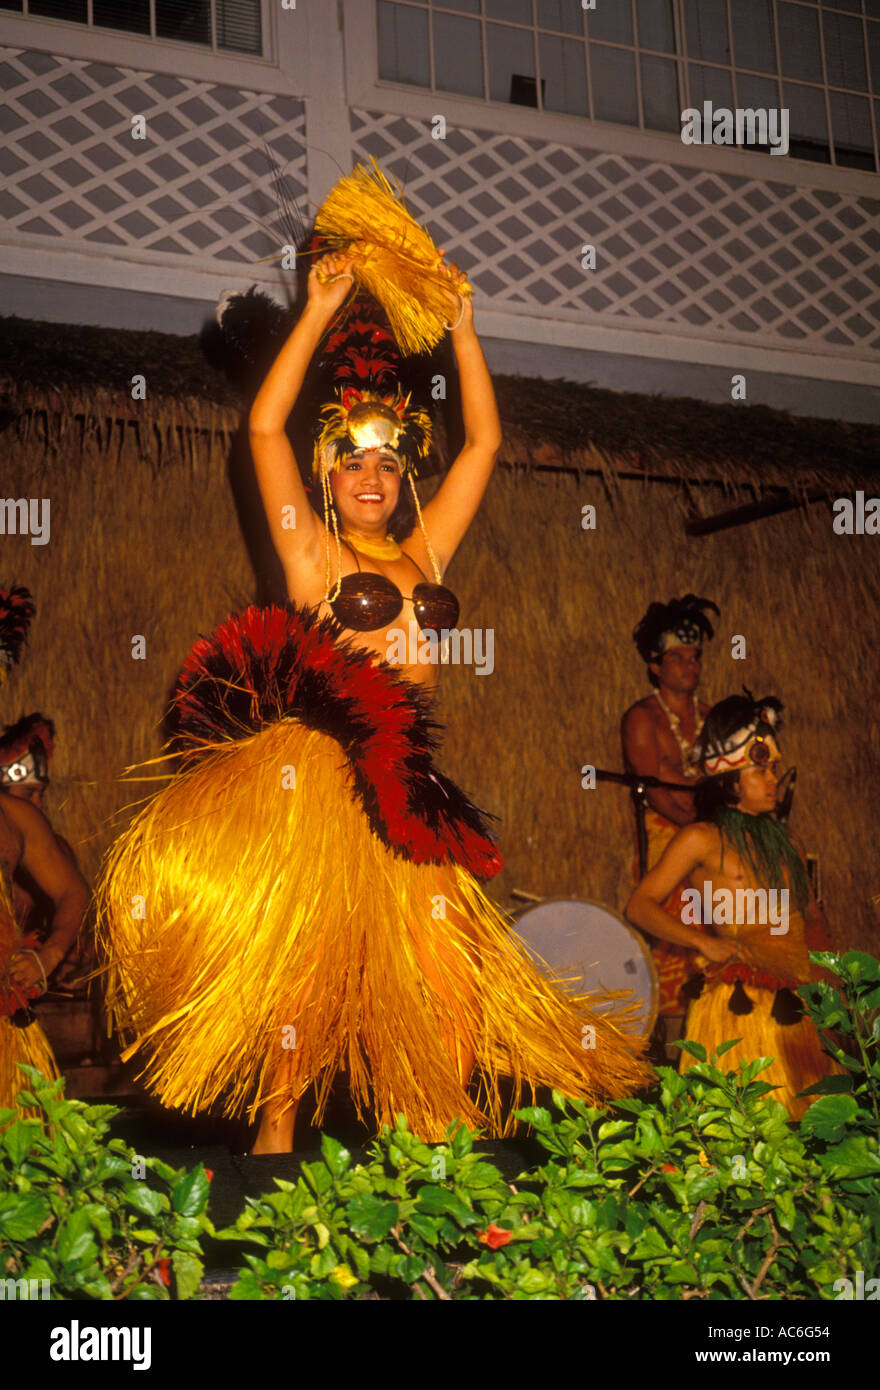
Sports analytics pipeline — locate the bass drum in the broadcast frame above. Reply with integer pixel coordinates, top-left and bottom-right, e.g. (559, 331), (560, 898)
(514, 898), (658, 1039)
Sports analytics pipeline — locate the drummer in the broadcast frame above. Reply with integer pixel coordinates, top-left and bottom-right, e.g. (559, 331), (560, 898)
(621, 595), (719, 1050)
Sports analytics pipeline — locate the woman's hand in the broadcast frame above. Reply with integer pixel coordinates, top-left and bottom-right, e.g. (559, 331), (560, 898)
(308, 251), (358, 317)
(436, 253), (473, 332)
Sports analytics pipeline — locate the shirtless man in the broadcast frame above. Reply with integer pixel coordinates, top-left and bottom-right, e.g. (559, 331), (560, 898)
(621, 594), (719, 1032)
(0, 713), (87, 988)
(626, 694), (838, 1117)
(0, 790), (89, 1021)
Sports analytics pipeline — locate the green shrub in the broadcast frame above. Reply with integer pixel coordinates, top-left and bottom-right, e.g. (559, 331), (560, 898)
(0, 1067), (212, 1300)
(2, 950), (878, 1300)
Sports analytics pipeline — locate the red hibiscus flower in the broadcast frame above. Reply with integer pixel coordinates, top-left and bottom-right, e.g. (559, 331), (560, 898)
(477, 1224), (513, 1250)
(204, 1169), (214, 1181)
(661, 1164), (678, 1173)
(158, 1258), (172, 1288)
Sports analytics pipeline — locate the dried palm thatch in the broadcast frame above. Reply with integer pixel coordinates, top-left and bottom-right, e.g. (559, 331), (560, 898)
(1, 318), (878, 961)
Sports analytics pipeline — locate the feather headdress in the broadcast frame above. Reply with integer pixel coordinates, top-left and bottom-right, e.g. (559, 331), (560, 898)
(0, 587), (36, 684)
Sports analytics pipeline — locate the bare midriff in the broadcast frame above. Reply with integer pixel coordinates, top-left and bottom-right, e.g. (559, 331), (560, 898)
(315, 601), (440, 691)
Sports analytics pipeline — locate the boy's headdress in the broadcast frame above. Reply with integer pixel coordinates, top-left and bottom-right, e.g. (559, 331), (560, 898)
(693, 693), (783, 777)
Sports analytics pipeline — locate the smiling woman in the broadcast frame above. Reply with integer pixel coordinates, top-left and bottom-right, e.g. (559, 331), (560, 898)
(96, 163), (652, 1153)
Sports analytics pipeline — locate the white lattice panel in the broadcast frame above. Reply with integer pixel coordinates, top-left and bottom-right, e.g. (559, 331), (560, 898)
(351, 108), (880, 357)
(0, 47), (306, 265)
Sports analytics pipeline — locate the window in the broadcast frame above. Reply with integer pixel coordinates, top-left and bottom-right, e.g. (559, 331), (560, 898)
(376, 0), (880, 173)
(0, 0), (264, 56)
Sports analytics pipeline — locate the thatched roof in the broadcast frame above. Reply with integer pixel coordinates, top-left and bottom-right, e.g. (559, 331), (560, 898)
(2, 313), (878, 493)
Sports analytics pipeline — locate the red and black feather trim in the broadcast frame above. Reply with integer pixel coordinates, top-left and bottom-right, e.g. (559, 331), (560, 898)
(0, 586), (36, 673)
(172, 605), (502, 879)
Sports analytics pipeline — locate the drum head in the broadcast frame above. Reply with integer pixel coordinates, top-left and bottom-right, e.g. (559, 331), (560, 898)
(514, 898), (658, 1037)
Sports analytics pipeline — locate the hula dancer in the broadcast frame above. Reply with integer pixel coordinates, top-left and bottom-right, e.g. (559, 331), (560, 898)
(97, 164), (651, 1152)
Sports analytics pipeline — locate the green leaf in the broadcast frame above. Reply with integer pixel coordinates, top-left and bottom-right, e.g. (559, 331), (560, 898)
(841, 951), (880, 985)
(517, 1107), (553, 1129)
(797, 1073), (854, 1098)
(345, 1193), (399, 1241)
(171, 1167), (211, 1217)
(300, 1161), (333, 1196)
(712, 1039), (741, 1059)
(83, 1203), (113, 1241)
(172, 1250), (204, 1301)
(678, 1041), (707, 1063)
(818, 1135), (880, 1180)
(56, 1207), (97, 1267)
(774, 1190), (796, 1233)
(451, 1124), (473, 1158)
(91, 1154), (133, 1183)
(408, 1213), (441, 1244)
(0, 1192), (52, 1241)
(2, 1120), (40, 1166)
(59, 1112), (93, 1147)
(320, 1134), (351, 1177)
(800, 1094), (859, 1143)
(123, 1184), (165, 1218)
(598, 1120), (631, 1140)
(632, 1227), (668, 1259)
(227, 1268), (265, 1300)
(517, 1269), (554, 1295)
(414, 1186), (475, 1225)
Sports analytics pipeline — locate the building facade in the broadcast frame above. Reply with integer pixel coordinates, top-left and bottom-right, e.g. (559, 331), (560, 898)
(1, 0), (878, 421)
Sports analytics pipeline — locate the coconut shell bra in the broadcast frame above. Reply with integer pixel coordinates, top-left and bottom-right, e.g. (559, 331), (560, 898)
(329, 543), (459, 633)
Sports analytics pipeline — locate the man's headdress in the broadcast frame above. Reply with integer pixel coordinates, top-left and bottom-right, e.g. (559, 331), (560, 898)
(0, 712), (54, 790)
(692, 692), (783, 777)
(0, 587), (35, 686)
(633, 593), (719, 665)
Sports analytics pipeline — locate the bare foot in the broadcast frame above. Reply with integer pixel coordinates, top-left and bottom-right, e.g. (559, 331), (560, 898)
(250, 1100), (298, 1155)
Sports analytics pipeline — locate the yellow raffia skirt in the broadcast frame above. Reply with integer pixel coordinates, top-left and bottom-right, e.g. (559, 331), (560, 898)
(0, 1017), (57, 1117)
(680, 916), (844, 1120)
(95, 606), (651, 1137)
(1, 880), (58, 1116)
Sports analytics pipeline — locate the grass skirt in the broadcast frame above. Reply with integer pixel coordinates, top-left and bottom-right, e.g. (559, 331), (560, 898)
(681, 979), (840, 1120)
(97, 717), (651, 1137)
(679, 912), (844, 1121)
(1, 1016), (58, 1116)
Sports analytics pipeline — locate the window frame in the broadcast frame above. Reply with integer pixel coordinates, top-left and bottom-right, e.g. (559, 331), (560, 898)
(370, 0), (880, 176)
(0, 0), (281, 81)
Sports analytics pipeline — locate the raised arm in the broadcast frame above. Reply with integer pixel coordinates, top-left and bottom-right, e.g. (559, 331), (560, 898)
(420, 270), (503, 573)
(248, 255), (356, 585)
(626, 823), (740, 963)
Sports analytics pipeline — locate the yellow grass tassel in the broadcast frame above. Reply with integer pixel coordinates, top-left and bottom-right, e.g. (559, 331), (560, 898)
(0, 873), (58, 1116)
(96, 719), (651, 1137)
(314, 159), (472, 356)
